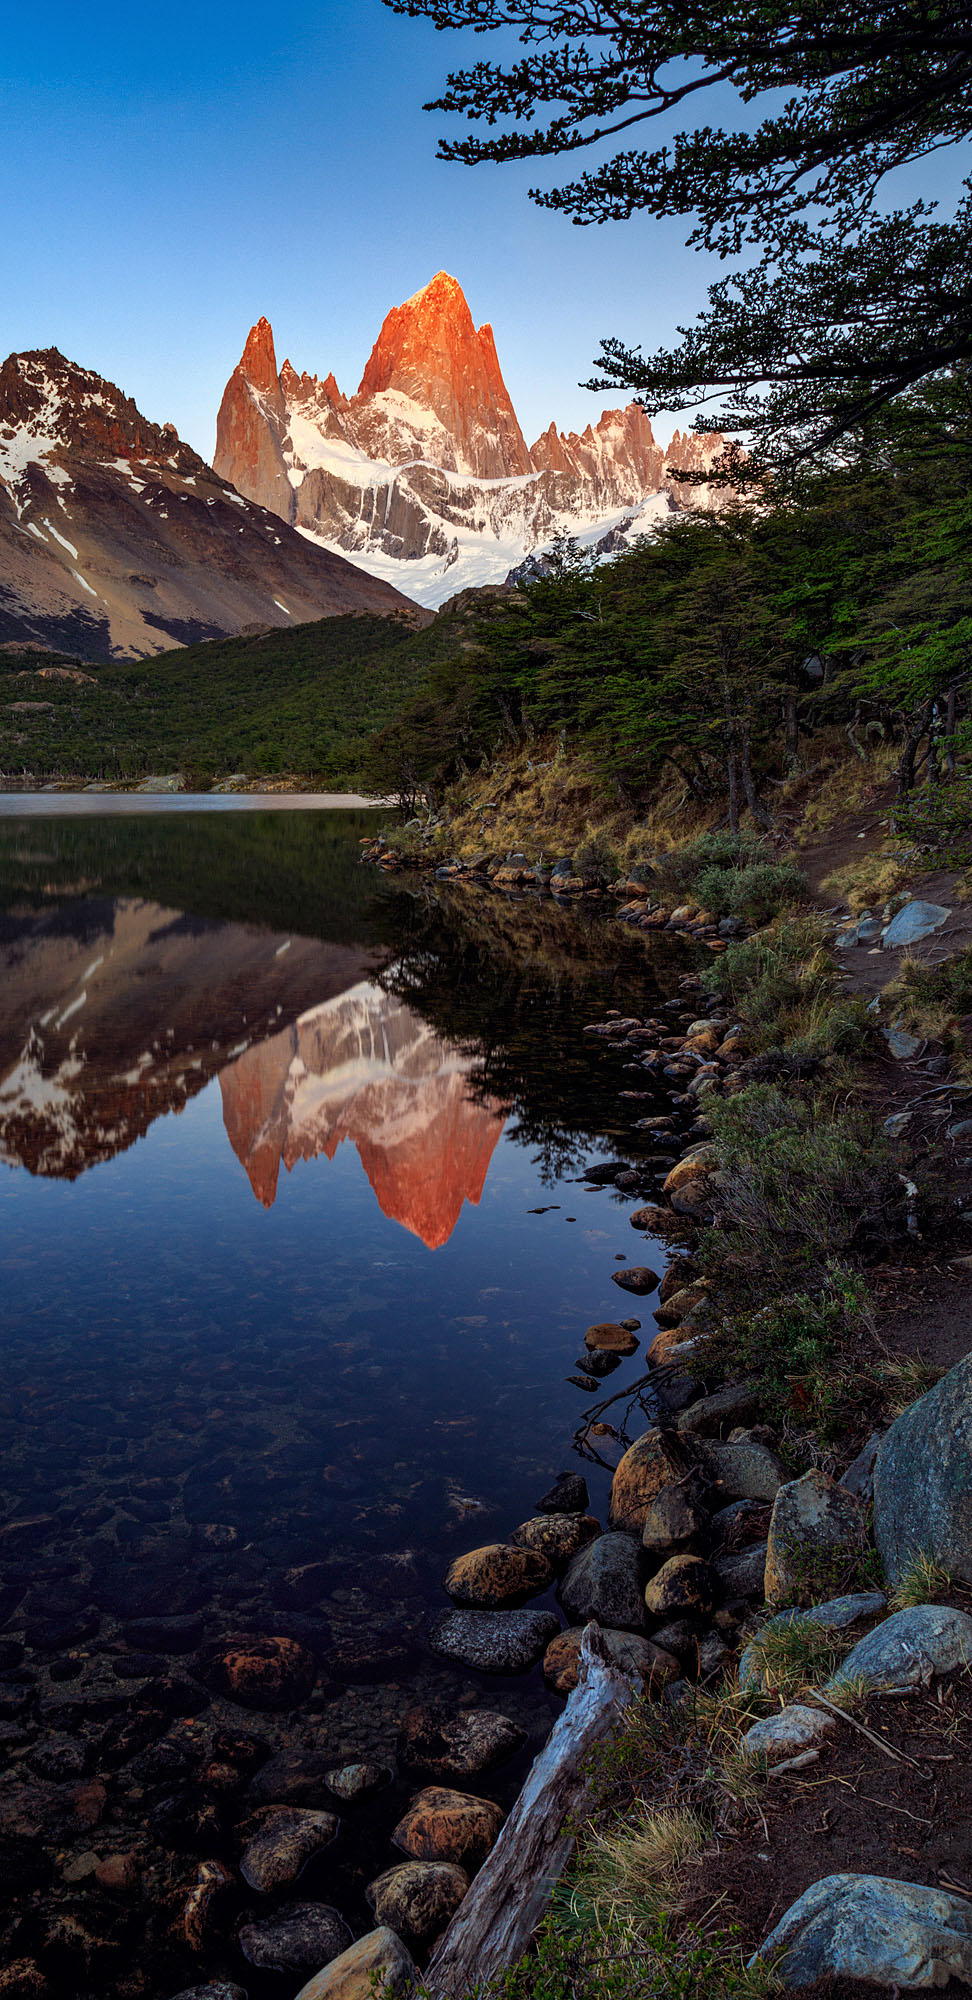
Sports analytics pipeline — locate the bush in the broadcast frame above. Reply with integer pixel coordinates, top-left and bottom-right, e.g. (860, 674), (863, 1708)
(693, 858), (809, 921)
(713, 1274), (873, 1435)
(574, 830), (621, 885)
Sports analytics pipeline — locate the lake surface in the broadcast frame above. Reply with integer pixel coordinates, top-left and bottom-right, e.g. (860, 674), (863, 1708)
(0, 809), (687, 1995)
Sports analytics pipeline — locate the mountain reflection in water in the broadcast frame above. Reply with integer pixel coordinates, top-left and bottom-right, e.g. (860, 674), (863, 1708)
(0, 898), (504, 1248)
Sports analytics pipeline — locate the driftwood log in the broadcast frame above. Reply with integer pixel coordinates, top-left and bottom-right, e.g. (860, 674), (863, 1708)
(424, 1622), (638, 1998)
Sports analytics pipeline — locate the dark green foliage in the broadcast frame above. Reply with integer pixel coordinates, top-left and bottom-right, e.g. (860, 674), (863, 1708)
(0, 614), (428, 784)
(389, 0), (972, 463)
(653, 835), (809, 921)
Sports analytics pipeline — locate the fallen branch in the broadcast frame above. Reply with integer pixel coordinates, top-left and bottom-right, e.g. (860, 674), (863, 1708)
(423, 1624), (637, 1998)
(807, 1690), (926, 1771)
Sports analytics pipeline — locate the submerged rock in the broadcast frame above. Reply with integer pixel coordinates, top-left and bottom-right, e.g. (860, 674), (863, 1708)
(324, 1761), (390, 1802)
(239, 1806), (338, 1892)
(367, 1862), (468, 1946)
(197, 1633), (316, 1711)
(392, 1785), (504, 1869)
(756, 1873), (972, 1987)
(238, 1902), (352, 1973)
(397, 1704), (525, 1779)
(443, 1543), (553, 1609)
(429, 1608), (560, 1674)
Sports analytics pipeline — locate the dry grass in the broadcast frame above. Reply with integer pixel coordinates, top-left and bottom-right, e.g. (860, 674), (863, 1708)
(743, 1617), (850, 1701)
(874, 1354), (945, 1419)
(784, 733), (898, 842)
(568, 1804), (711, 1936)
(889, 1549), (955, 1610)
(820, 849), (911, 910)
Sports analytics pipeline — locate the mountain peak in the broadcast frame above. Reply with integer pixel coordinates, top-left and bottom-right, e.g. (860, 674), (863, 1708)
(239, 317), (281, 400)
(357, 272), (531, 478)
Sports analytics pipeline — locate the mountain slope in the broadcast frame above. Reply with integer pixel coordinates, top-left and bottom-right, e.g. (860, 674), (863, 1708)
(214, 273), (727, 609)
(0, 349), (420, 661)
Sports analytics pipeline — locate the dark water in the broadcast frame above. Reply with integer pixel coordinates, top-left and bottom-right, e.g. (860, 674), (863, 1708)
(0, 810), (689, 1996)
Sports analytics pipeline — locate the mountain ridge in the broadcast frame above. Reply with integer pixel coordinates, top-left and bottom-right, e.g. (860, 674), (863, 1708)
(214, 272), (728, 608)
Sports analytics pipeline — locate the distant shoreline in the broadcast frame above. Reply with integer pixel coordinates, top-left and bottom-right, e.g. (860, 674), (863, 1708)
(0, 790), (390, 815)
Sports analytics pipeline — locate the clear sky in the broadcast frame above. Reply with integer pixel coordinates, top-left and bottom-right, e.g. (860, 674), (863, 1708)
(0, 0), (736, 460)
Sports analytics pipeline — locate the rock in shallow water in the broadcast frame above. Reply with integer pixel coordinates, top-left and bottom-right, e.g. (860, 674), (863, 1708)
(392, 1785), (504, 1869)
(367, 1863), (469, 1947)
(294, 1927), (417, 2000)
(239, 1805), (339, 1892)
(559, 1533), (646, 1632)
(543, 1626), (678, 1695)
(238, 1901), (352, 1973)
(397, 1704), (525, 1779)
(429, 1608), (560, 1674)
(443, 1543), (553, 1609)
(325, 1761), (390, 1801)
(610, 1266), (659, 1296)
(755, 1873), (972, 1987)
(197, 1633), (317, 1711)
(511, 1512), (601, 1568)
(535, 1472), (589, 1515)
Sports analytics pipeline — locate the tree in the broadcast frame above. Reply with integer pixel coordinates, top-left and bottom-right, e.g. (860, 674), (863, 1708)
(385, 0), (972, 466)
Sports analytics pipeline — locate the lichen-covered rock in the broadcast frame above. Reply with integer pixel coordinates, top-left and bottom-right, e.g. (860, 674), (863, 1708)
(294, 1926), (417, 2000)
(610, 1267), (660, 1296)
(325, 1762), (390, 1802)
(584, 1320), (640, 1354)
(429, 1609), (560, 1674)
(238, 1902), (352, 1973)
(825, 1604), (972, 1695)
(740, 1704), (837, 1764)
(542, 1626), (678, 1696)
(197, 1633), (316, 1711)
(443, 1544), (553, 1609)
(609, 1428), (687, 1533)
(239, 1806), (338, 1892)
(765, 1472), (865, 1605)
(367, 1861), (469, 1946)
(392, 1786), (504, 1869)
(644, 1553), (715, 1617)
(755, 1873), (972, 1987)
(874, 1351), (972, 1585)
(559, 1533), (646, 1631)
(397, 1704), (525, 1779)
(511, 1513), (601, 1568)
(699, 1439), (784, 1503)
(641, 1484), (708, 1555)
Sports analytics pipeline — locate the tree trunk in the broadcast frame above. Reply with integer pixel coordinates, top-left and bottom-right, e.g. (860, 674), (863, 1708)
(783, 688), (800, 773)
(740, 720), (772, 829)
(424, 1626), (637, 1998)
(897, 699), (934, 798)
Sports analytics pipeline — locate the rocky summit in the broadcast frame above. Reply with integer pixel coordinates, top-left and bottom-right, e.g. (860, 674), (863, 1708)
(0, 347), (417, 659)
(214, 272), (728, 608)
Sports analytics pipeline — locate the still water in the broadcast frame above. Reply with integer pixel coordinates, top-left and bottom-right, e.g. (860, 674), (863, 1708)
(0, 809), (686, 1995)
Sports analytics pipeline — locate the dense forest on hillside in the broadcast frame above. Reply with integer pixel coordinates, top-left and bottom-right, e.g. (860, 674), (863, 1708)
(362, 376), (972, 853)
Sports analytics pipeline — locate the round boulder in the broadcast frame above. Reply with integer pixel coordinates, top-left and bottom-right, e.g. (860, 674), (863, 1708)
(609, 1428), (686, 1533)
(239, 1903), (352, 1974)
(429, 1609), (560, 1675)
(641, 1485), (708, 1556)
(559, 1532), (646, 1632)
(392, 1785), (504, 1870)
(443, 1544), (553, 1609)
(543, 1627), (679, 1696)
(239, 1806), (338, 1893)
(293, 1927), (416, 2000)
(644, 1553), (716, 1618)
(367, 1861), (469, 1947)
(610, 1267), (659, 1296)
(197, 1634), (316, 1712)
(584, 1322), (640, 1355)
(511, 1513), (601, 1569)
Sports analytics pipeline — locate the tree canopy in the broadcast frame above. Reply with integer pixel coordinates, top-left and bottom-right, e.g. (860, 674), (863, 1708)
(385, 0), (972, 465)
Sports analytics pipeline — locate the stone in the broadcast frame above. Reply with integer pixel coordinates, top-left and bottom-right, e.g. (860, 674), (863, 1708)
(609, 1428), (688, 1533)
(197, 1633), (316, 1711)
(610, 1266), (660, 1296)
(738, 1594), (886, 1690)
(741, 1703), (838, 1765)
(842, 1432), (883, 1501)
(696, 1631), (731, 1678)
(429, 1608), (560, 1674)
(443, 1543), (553, 1609)
(542, 1626), (678, 1696)
(181, 1859), (235, 1951)
(662, 1152), (714, 1195)
(825, 1604), (972, 1695)
(239, 1903), (353, 1974)
(168, 1987), (246, 2000)
(628, 1204), (693, 1237)
(294, 1927), (417, 2000)
(647, 1326), (702, 1368)
(882, 1024), (923, 1059)
(239, 1806), (339, 1892)
(699, 1438), (784, 1503)
(882, 900), (951, 949)
(712, 1544), (768, 1599)
(644, 1553), (715, 1617)
(367, 1862), (469, 1947)
(584, 1320), (640, 1354)
(765, 1472), (865, 1605)
(653, 1283), (709, 1328)
(511, 1512), (600, 1568)
(94, 1851), (138, 1892)
(641, 1485), (709, 1555)
(873, 1350), (972, 1584)
(246, 1748), (333, 1806)
(535, 1472), (589, 1515)
(324, 1762), (390, 1802)
(559, 1533), (646, 1631)
(397, 1704), (525, 1779)
(755, 1874), (972, 1987)
(675, 1383), (760, 1436)
(392, 1785), (504, 1870)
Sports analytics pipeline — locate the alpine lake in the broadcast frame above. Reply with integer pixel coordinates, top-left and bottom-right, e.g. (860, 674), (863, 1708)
(0, 802), (693, 1999)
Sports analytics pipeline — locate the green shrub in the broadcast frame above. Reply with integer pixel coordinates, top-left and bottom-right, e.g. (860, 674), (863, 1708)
(574, 830), (621, 885)
(693, 859), (810, 921)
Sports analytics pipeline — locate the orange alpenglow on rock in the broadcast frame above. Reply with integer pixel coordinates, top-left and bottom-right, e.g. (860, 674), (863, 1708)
(358, 271), (533, 479)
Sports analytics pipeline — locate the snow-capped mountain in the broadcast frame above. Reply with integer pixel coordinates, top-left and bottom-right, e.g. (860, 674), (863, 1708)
(0, 348), (420, 659)
(219, 980), (506, 1249)
(214, 273), (728, 610)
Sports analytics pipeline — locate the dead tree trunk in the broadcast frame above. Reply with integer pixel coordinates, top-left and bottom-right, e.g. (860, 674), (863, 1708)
(424, 1625), (637, 1998)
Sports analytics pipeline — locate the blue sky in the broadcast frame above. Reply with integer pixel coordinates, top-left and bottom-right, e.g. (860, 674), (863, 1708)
(0, 0), (730, 458)
(3, 2), (967, 463)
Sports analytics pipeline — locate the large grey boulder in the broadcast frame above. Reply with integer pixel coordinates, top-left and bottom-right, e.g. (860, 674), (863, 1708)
(874, 1351), (972, 1584)
(559, 1533), (645, 1632)
(882, 901), (950, 949)
(754, 1874), (972, 1987)
(825, 1603), (972, 1695)
(429, 1608), (560, 1674)
(764, 1471), (864, 1604)
(698, 1439), (783, 1503)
